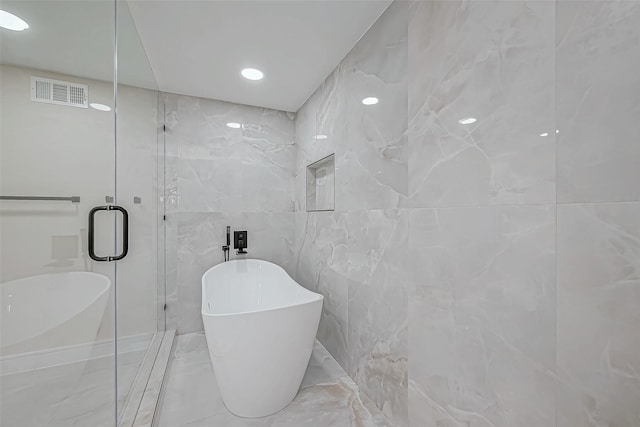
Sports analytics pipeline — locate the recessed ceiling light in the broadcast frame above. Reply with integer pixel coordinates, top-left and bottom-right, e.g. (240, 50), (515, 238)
(362, 97), (379, 106)
(0, 10), (29, 31)
(540, 132), (549, 137)
(90, 103), (111, 112)
(226, 122), (241, 129)
(241, 68), (264, 81)
(314, 134), (328, 140)
(458, 117), (477, 125)
(556, 129), (559, 134)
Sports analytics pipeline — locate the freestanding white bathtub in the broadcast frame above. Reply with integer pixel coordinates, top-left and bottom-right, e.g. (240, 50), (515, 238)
(201, 259), (323, 418)
(0, 272), (111, 357)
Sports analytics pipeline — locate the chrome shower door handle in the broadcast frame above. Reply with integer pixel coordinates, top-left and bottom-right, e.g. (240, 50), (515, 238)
(88, 205), (129, 262)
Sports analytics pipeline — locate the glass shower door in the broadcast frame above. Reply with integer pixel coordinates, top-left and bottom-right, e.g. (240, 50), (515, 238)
(114, 1), (164, 423)
(0, 0), (119, 425)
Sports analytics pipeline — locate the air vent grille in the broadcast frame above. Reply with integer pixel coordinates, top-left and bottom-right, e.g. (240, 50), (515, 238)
(69, 85), (85, 105)
(31, 76), (88, 108)
(35, 80), (50, 99)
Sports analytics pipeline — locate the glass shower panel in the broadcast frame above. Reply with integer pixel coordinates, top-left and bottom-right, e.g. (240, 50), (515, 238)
(114, 1), (164, 423)
(0, 0), (118, 425)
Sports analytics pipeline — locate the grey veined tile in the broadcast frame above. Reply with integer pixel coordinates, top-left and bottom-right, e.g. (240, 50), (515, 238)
(557, 202), (640, 426)
(557, 1), (640, 203)
(164, 92), (296, 214)
(338, 1), (409, 211)
(406, 0), (555, 208)
(345, 209), (409, 427)
(408, 205), (556, 426)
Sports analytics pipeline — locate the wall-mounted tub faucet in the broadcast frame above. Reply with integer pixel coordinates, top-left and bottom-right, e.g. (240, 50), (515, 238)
(222, 226), (230, 262)
(234, 230), (248, 255)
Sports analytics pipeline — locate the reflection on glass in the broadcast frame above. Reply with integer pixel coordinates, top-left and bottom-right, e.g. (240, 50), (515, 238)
(0, 0), (164, 425)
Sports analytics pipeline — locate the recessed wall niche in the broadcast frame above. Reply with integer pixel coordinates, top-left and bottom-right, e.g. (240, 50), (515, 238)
(306, 154), (335, 211)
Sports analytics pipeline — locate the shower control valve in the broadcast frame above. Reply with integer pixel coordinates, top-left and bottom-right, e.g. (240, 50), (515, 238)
(234, 230), (248, 254)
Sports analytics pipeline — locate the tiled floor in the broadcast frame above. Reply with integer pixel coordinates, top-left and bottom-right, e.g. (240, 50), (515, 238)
(0, 349), (146, 427)
(156, 333), (393, 426)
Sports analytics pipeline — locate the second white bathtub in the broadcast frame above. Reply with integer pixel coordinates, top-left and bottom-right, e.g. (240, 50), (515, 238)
(201, 259), (323, 418)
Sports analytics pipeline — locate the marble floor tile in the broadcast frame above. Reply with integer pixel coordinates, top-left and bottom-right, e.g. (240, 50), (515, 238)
(156, 333), (393, 427)
(154, 333), (227, 426)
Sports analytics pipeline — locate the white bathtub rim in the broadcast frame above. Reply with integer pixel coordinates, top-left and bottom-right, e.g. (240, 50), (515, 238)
(201, 259), (323, 318)
(202, 296), (323, 319)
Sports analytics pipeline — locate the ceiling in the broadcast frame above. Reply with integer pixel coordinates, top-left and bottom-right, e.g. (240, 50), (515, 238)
(0, 1), (391, 113)
(127, 0), (392, 112)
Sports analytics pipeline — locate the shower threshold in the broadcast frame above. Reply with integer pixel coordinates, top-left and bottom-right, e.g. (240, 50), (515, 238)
(120, 329), (176, 427)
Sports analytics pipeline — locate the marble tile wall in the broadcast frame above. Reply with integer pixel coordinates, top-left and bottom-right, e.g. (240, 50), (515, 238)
(555, 1), (640, 426)
(294, 3), (409, 426)
(556, 203), (640, 426)
(162, 92), (296, 334)
(406, 0), (555, 208)
(405, 1), (558, 425)
(293, 1), (640, 426)
(556, 0), (640, 204)
(340, 1), (408, 211)
(408, 205), (556, 426)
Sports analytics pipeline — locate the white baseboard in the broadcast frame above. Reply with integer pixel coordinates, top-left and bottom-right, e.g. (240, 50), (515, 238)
(0, 332), (154, 376)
